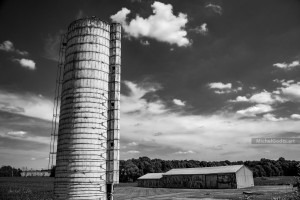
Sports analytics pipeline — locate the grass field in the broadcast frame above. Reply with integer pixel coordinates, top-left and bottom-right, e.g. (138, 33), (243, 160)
(0, 177), (298, 200)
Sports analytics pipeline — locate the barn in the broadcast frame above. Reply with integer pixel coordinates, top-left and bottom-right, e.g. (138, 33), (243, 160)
(21, 170), (50, 177)
(137, 173), (164, 188)
(138, 165), (254, 189)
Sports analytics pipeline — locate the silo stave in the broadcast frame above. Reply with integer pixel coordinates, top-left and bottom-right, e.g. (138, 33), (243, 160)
(54, 18), (111, 200)
(106, 23), (121, 198)
(107, 23), (121, 184)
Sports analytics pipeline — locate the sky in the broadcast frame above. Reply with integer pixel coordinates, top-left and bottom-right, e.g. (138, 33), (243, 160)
(0, 0), (300, 169)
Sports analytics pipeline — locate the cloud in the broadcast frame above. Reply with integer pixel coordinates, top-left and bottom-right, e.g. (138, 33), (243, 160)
(231, 91), (284, 104)
(121, 81), (163, 114)
(248, 91), (282, 105)
(173, 99), (185, 106)
(127, 150), (140, 154)
(153, 132), (163, 136)
(128, 142), (138, 146)
(13, 58), (36, 70)
(111, 7), (131, 23)
(273, 60), (300, 69)
(0, 130), (49, 145)
(119, 80), (300, 161)
(174, 150), (195, 154)
(205, 3), (223, 15)
(279, 83), (300, 102)
(208, 82), (240, 94)
(291, 114), (300, 120)
(230, 96), (249, 102)
(0, 40), (28, 55)
(43, 31), (63, 61)
(6, 131), (27, 138)
(206, 145), (225, 151)
(236, 104), (273, 117)
(208, 82), (232, 89)
(190, 23), (208, 35)
(0, 90), (53, 121)
(263, 114), (286, 122)
(111, 2), (190, 47)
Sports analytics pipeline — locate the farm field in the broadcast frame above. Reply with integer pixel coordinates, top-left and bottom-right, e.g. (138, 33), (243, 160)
(0, 177), (298, 200)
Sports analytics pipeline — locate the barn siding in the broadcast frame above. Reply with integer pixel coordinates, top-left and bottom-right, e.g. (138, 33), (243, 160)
(138, 179), (161, 188)
(161, 173), (237, 189)
(217, 173), (237, 189)
(236, 166), (254, 188)
(162, 174), (206, 189)
(21, 171), (50, 177)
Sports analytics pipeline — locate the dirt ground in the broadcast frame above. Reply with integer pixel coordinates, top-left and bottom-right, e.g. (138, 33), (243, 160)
(0, 177), (297, 200)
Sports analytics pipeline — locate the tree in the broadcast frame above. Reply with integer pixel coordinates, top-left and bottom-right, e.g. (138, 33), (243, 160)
(0, 166), (22, 177)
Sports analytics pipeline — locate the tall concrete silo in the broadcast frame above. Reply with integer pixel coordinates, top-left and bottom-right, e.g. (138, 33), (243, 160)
(54, 17), (121, 200)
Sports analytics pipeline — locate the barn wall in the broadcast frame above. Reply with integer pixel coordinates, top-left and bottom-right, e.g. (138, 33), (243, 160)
(236, 166), (254, 188)
(162, 174), (237, 189)
(217, 173), (237, 189)
(21, 171), (50, 177)
(138, 179), (161, 188)
(205, 174), (218, 189)
(162, 175), (206, 189)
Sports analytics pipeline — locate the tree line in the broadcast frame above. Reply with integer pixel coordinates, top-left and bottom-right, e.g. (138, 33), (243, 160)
(119, 157), (300, 182)
(1, 157), (299, 182)
(0, 166), (22, 177)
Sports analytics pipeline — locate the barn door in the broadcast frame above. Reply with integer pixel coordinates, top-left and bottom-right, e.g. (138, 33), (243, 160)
(205, 174), (218, 189)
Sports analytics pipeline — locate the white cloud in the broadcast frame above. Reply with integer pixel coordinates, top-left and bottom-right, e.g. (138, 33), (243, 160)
(127, 150), (140, 154)
(279, 83), (300, 102)
(205, 3), (223, 15)
(273, 60), (300, 69)
(111, 7), (130, 23)
(208, 82), (238, 94)
(13, 58), (36, 70)
(236, 104), (273, 117)
(191, 23), (208, 35)
(111, 2), (190, 47)
(263, 114), (286, 122)
(231, 91), (284, 104)
(0, 90), (53, 121)
(128, 142), (138, 146)
(173, 99), (185, 106)
(208, 82), (232, 90)
(121, 81), (163, 114)
(249, 91), (276, 104)
(120, 80), (300, 161)
(174, 150), (194, 154)
(0, 130), (49, 144)
(236, 87), (243, 91)
(6, 131), (27, 137)
(230, 96), (249, 102)
(291, 114), (300, 120)
(0, 40), (28, 55)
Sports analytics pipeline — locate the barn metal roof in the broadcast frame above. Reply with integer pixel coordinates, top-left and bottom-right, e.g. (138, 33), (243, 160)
(138, 173), (165, 180)
(164, 165), (244, 176)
